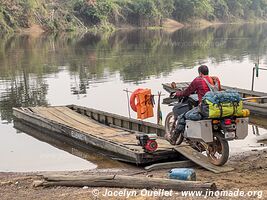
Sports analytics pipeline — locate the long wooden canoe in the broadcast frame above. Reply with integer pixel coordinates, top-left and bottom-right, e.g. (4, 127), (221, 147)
(13, 105), (181, 165)
(162, 82), (267, 116)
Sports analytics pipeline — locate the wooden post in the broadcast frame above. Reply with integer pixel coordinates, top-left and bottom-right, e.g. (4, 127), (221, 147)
(157, 91), (162, 125)
(125, 88), (131, 118)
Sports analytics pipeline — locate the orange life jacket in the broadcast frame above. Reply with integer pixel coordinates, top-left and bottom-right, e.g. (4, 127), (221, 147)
(130, 89), (154, 120)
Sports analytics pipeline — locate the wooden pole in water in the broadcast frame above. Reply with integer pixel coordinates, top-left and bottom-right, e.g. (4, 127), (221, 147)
(256, 56), (260, 78)
(157, 91), (162, 125)
(124, 88), (131, 118)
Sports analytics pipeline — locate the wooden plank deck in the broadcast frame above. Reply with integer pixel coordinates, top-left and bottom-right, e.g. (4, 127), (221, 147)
(29, 106), (174, 152)
(67, 105), (166, 137)
(13, 106), (179, 164)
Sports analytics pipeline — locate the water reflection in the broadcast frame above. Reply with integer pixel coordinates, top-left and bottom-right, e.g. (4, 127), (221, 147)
(13, 120), (132, 171)
(1, 24), (267, 85)
(0, 76), (48, 123)
(0, 25), (266, 119)
(1, 24), (267, 171)
(1, 24), (267, 121)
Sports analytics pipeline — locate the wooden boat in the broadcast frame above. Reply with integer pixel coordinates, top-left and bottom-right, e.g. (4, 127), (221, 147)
(12, 105), (181, 165)
(162, 82), (267, 117)
(13, 120), (132, 168)
(13, 105), (235, 173)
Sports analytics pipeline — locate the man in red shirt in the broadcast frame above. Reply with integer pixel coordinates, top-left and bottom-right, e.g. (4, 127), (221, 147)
(166, 65), (221, 145)
(174, 65), (221, 102)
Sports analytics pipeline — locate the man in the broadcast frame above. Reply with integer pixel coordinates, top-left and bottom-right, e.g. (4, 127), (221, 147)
(166, 65), (221, 145)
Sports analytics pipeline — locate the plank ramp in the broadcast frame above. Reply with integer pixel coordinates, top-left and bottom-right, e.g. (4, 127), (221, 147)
(174, 146), (235, 174)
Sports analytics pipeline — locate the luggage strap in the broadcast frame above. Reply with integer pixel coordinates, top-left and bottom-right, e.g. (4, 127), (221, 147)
(202, 77), (219, 92)
(218, 103), (223, 118)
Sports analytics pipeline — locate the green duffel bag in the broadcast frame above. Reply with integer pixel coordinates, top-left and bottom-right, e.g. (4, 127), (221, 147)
(200, 99), (243, 119)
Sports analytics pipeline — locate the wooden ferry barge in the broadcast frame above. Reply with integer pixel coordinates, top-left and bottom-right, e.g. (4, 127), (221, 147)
(13, 105), (180, 165)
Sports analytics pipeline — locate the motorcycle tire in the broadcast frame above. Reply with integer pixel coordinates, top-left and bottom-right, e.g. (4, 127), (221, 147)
(207, 134), (229, 166)
(165, 112), (184, 145)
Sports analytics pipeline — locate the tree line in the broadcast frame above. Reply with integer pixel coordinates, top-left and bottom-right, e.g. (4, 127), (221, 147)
(74, 0), (267, 26)
(1, 0), (267, 33)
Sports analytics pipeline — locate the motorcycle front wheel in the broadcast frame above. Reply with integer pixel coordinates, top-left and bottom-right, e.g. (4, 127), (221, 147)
(165, 112), (184, 145)
(206, 134), (229, 166)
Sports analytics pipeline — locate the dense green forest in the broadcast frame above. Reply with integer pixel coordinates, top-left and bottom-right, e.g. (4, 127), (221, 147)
(1, 0), (267, 33)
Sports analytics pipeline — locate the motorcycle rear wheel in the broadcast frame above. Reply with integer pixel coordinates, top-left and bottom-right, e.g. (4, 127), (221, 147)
(165, 112), (184, 145)
(206, 134), (229, 166)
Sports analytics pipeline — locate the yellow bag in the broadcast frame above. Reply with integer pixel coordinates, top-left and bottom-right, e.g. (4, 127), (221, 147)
(200, 100), (243, 118)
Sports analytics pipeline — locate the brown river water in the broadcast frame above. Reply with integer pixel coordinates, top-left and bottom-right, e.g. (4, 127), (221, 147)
(0, 24), (267, 172)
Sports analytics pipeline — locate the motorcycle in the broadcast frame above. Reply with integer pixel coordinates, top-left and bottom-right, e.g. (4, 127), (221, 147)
(165, 94), (249, 166)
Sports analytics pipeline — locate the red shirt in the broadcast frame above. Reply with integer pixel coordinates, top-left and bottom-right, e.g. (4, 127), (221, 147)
(175, 76), (221, 103)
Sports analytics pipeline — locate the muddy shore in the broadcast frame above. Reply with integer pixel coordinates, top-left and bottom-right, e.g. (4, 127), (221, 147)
(0, 149), (266, 200)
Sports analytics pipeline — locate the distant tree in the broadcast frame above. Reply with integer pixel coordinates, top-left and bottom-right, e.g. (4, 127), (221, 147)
(250, 0), (267, 18)
(173, 0), (213, 21)
(155, 0), (175, 18)
(211, 0), (230, 20)
(226, 0), (245, 18)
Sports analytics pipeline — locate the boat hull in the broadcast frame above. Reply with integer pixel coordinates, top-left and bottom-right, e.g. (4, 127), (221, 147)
(13, 105), (180, 165)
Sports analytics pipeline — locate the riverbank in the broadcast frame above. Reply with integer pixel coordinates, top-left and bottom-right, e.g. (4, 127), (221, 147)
(1, 149), (266, 200)
(1, 0), (267, 35)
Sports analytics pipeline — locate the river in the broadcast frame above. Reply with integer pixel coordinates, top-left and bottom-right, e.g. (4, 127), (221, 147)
(0, 24), (267, 172)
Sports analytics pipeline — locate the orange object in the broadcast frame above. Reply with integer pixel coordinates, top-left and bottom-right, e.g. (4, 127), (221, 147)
(212, 120), (220, 124)
(210, 76), (222, 91)
(242, 109), (250, 117)
(130, 89), (154, 120)
(130, 89), (143, 112)
(246, 96), (257, 103)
